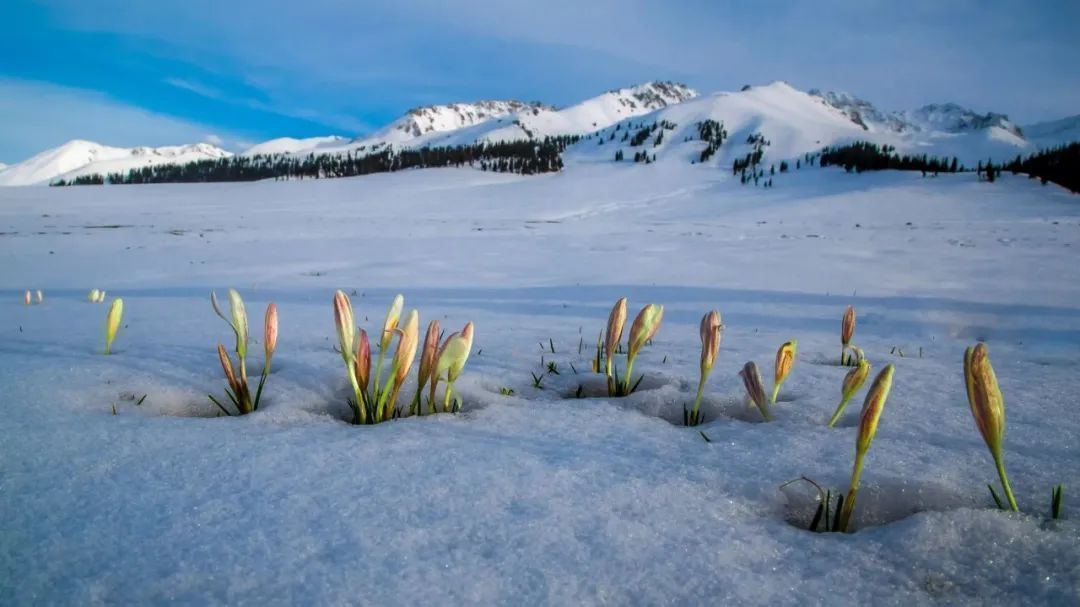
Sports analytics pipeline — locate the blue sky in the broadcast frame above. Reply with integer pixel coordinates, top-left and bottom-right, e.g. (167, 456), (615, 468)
(2, 0), (1078, 162)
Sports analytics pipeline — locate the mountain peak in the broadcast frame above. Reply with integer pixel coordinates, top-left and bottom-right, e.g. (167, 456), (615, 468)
(605, 81), (698, 111)
(387, 100), (553, 140)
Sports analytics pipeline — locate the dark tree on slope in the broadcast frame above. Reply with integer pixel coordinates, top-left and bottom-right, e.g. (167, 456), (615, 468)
(1003, 143), (1079, 193)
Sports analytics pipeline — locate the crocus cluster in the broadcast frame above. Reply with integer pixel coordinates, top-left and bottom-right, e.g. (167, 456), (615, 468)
(601, 298), (664, 397)
(208, 290), (277, 415)
(23, 290), (43, 305)
(87, 289), (107, 303)
(686, 310), (722, 426)
(333, 290), (474, 424)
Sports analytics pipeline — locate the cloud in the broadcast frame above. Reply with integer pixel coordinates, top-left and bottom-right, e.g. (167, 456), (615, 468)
(0, 78), (248, 162)
(203, 134), (224, 146)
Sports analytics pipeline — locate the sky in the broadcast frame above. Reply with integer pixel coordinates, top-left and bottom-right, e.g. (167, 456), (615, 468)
(1, 0), (1078, 163)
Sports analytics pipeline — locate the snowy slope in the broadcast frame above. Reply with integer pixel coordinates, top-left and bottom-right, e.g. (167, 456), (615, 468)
(241, 135), (346, 157)
(0, 166), (1078, 603)
(1023, 115), (1080, 149)
(0, 140), (232, 186)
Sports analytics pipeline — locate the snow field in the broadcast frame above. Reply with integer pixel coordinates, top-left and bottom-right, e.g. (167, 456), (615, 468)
(1, 165), (1079, 604)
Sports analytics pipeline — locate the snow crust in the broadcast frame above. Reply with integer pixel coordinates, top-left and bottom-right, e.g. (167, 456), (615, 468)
(1, 163), (1078, 604)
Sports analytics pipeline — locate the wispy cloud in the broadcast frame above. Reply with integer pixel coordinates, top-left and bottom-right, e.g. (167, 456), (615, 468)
(0, 78), (248, 161)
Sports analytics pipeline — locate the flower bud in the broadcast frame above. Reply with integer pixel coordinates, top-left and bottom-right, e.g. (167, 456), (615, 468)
(381, 294), (404, 352)
(333, 290), (355, 364)
(856, 364), (894, 454)
(218, 343), (238, 392)
(356, 329), (371, 394)
(627, 304), (664, 361)
(963, 343), (1005, 457)
(264, 303), (278, 362)
(842, 359), (871, 402)
(771, 340), (797, 404)
(23, 290), (31, 305)
(605, 298), (627, 371)
(35, 290), (43, 304)
(437, 322), (475, 383)
(418, 320), (440, 388)
(105, 298), (123, 355)
(393, 310), (420, 386)
(699, 310), (722, 374)
(842, 305), (856, 346)
(89, 289), (100, 303)
(227, 289), (248, 358)
(739, 361), (771, 421)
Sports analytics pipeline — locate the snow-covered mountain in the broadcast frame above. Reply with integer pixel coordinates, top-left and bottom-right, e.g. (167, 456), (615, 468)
(1022, 115), (1080, 149)
(2, 80), (1076, 186)
(242, 136), (347, 157)
(0, 140), (231, 186)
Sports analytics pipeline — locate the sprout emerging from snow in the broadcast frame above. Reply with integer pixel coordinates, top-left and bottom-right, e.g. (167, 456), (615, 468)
(208, 290), (275, 415)
(964, 343), (1018, 512)
(687, 310), (722, 426)
(104, 298), (123, 355)
(837, 364), (895, 532)
(828, 359), (871, 428)
(771, 340), (797, 404)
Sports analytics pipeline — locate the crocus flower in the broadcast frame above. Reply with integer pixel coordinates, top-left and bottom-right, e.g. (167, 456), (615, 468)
(605, 297), (627, 379)
(771, 340), (797, 404)
(964, 343), (1017, 511)
(414, 320), (440, 414)
(333, 290), (355, 364)
(355, 329), (371, 395)
(690, 310), (723, 422)
(739, 361), (771, 421)
(104, 298), (123, 355)
(841, 305), (856, 364)
(827, 359), (871, 427)
(35, 290), (43, 304)
(381, 294), (404, 352)
(435, 322), (474, 411)
(218, 343), (239, 394)
(23, 290), (31, 305)
(837, 364), (895, 532)
(88, 289), (100, 303)
(97, 290), (107, 303)
(264, 303), (278, 365)
(380, 309), (419, 419)
(623, 304), (663, 394)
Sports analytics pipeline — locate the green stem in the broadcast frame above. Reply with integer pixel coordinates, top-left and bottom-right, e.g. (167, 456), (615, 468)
(838, 450), (865, 532)
(622, 356), (636, 396)
(345, 361), (365, 424)
(770, 381), (781, 405)
(827, 394), (852, 428)
(691, 371), (708, 418)
(994, 452), (1020, 512)
(373, 348), (386, 402)
(443, 381), (454, 413)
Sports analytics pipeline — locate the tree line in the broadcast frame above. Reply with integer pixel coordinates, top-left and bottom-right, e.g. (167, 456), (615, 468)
(52, 137), (577, 186)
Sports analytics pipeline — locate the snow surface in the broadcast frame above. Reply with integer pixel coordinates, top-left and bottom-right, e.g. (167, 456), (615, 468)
(1, 163), (1078, 604)
(0, 140), (231, 187)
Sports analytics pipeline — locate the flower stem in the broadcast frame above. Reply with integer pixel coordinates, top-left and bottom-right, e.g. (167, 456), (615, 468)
(994, 452), (1020, 512)
(827, 395), (852, 428)
(837, 450), (865, 532)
